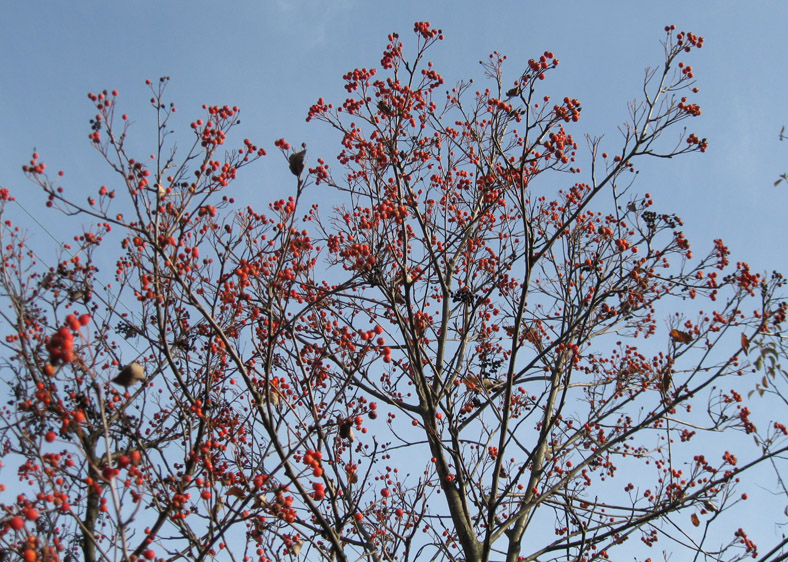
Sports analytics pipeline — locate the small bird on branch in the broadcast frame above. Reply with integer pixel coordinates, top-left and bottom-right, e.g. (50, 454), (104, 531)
(112, 362), (146, 387)
(289, 145), (307, 177)
(338, 418), (355, 442)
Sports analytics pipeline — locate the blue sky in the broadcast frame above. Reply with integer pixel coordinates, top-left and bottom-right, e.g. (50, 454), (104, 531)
(1, 1), (787, 277)
(1, 1), (788, 558)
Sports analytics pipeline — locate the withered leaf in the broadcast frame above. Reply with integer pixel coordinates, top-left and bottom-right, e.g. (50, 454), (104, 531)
(670, 329), (692, 344)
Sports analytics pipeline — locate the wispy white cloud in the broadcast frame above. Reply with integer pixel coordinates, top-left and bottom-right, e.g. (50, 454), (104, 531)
(273, 0), (360, 47)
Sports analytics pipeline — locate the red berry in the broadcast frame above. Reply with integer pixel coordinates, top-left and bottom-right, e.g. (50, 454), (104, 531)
(66, 315), (80, 331)
(9, 516), (24, 530)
